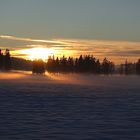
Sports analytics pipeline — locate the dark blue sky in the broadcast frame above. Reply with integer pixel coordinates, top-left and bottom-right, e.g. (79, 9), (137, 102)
(0, 0), (140, 41)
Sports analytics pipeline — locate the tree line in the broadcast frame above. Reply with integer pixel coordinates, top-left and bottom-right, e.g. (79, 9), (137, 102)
(0, 49), (11, 70)
(46, 55), (140, 74)
(118, 59), (140, 75)
(0, 49), (140, 74)
(46, 55), (115, 74)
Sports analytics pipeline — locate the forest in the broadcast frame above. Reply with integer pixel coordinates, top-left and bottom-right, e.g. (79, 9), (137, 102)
(0, 49), (140, 74)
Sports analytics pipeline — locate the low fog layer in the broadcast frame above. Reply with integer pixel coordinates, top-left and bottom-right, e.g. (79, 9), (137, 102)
(0, 71), (139, 94)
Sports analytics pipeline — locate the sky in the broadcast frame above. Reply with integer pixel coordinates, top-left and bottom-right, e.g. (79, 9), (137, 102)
(0, 0), (140, 63)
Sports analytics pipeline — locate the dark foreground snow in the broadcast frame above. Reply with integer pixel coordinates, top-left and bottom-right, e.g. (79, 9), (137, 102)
(0, 71), (140, 140)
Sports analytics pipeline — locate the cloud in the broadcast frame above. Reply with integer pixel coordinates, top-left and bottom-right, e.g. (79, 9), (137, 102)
(0, 35), (65, 45)
(0, 35), (140, 63)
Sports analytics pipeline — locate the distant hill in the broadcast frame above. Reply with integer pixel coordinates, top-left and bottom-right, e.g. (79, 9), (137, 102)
(11, 57), (33, 71)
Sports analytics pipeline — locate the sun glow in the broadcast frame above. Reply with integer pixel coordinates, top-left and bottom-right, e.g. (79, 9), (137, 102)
(22, 48), (54, 61)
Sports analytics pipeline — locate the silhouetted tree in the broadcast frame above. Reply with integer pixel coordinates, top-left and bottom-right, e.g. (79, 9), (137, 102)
(136, 59), (140, 74)
(101, 58), (114, 74)
(123, 60), (136, 74)
(124, 60), (129, 74)
(119, 64), (124, 74)
(4, 49), (11, 70)
(32, 59), (45, 74)
(78, 55), (84, 72)
(67, 57), (74, 72)
(95, 59), (101, 73)
(0, 49), (4, 69)
(60, 55), (67, 71)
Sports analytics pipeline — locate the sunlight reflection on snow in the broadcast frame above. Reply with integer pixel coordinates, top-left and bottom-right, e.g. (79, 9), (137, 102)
(0, 71), (139, 90)
(0, 72), (26, 79)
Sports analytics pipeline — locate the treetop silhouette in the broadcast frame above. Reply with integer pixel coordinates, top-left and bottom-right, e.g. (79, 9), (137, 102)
(0, 49), (11, 70)
(0, 49), (140, 75)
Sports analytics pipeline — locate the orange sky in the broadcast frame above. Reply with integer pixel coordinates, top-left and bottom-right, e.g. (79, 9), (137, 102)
(0, 35), (140, 64)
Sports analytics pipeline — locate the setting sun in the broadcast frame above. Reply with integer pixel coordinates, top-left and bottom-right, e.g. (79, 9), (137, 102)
(22, 48), (54, 61)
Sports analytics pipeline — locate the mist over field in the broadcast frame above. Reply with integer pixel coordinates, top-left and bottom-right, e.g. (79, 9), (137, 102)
(0, 71), (140, 139)
(0, 71), (140, 90)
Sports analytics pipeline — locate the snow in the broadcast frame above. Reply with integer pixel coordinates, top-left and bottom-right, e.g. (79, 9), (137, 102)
(0, 71), (140, 139)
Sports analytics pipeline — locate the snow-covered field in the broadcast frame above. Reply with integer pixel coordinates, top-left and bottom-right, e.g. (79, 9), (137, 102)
(0, 71), (140, 139)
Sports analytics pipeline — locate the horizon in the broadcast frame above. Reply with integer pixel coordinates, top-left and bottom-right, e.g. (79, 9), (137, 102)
(0, 35), (140, 64)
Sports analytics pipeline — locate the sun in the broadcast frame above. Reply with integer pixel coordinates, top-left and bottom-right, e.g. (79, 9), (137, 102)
(23, 48), (54, 61)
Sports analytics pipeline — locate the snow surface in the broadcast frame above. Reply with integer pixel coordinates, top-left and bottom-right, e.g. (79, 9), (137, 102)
(0, 71), (140, 139)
